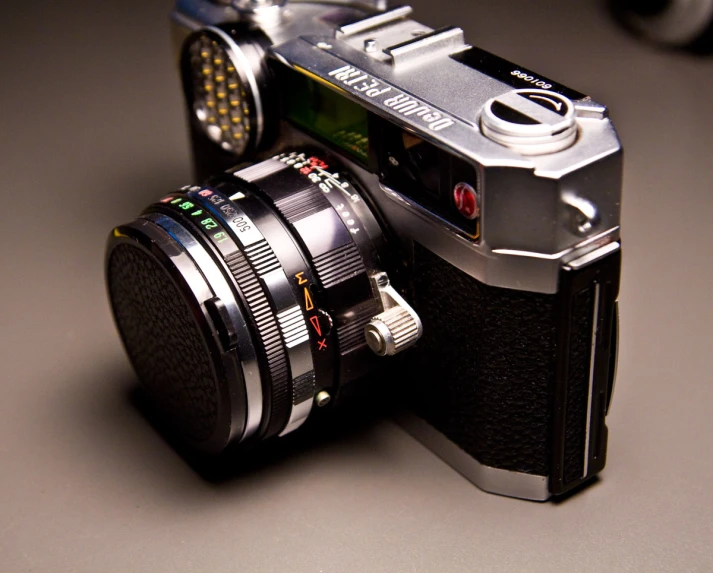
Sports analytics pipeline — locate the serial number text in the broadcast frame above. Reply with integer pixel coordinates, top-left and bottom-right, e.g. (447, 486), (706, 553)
(511, 70), (553, 89)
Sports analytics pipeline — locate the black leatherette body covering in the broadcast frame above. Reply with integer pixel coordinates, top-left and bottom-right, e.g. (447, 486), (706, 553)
(410, 244), (557, 476)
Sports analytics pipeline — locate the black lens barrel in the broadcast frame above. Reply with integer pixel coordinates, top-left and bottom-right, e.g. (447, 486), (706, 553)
(228, 153), (388, 383)
(106, 151), (387, 453)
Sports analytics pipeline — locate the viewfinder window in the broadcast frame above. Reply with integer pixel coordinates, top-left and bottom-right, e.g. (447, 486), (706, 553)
(282, 67), (369, 164)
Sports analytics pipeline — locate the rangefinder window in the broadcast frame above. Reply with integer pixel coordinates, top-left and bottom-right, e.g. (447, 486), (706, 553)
(281, 67), (369, 164)
(372, 117), (480, 240)
(398, 131), (442, 197)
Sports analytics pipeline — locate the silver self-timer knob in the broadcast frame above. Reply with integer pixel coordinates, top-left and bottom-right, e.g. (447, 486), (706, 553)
(480, 89), (577, 155)
(365, 273), (422, 357)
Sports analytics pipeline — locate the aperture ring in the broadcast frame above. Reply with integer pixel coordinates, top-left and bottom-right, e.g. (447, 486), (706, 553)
(244, 240), (281, 276)
(186, 187), (316, 437)
(209, 182), (333, 415)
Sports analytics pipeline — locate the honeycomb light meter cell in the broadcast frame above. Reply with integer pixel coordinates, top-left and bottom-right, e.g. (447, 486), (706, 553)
(187, 31), (254, 155)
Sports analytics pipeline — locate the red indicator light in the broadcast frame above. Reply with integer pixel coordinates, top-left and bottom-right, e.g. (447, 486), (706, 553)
(453, 182), (479, 220)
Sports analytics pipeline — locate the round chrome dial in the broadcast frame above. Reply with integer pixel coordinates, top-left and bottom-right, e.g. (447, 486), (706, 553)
(480, 89), (577, 155)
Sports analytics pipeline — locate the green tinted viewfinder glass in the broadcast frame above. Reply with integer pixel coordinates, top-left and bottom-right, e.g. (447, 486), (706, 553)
(283, 68), (369, 164)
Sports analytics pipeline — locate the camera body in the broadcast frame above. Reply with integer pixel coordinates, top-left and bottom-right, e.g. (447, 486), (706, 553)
(170, 0), (622, 500)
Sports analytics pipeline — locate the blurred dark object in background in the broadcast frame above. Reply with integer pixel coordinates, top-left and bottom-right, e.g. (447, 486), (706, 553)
(610, 0), (713, 53)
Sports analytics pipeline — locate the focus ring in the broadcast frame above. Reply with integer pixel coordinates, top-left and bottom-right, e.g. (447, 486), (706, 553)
(235, 159), (370, 291)
(271, 181), (369, 289)
(274, 187), (331, 222)
(224, 249), (290, 438)
(244, 239), (281, 276)
(312, 243), (365, 289)
(231, 152), (384, 390)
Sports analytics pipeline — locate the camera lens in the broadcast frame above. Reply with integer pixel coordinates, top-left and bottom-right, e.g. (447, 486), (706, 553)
(106, 151), (389, 452)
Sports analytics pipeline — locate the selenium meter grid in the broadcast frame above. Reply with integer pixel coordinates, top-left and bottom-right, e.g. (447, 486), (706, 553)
(190, 34), (252, 154)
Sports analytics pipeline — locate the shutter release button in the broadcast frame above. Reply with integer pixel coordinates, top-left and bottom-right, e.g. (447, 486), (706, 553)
(480, 89), (577, 155)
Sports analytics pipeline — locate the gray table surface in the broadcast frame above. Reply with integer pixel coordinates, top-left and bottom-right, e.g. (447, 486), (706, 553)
(1, 0), (712, 571)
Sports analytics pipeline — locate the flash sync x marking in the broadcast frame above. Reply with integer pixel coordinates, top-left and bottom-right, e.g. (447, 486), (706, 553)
(106, 0), (622, 501)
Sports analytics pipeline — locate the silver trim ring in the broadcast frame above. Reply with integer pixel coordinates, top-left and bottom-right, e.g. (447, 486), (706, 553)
(607, 302), (620, 416)
(145, 213), (265, 442)
(582, 282), (600, 478)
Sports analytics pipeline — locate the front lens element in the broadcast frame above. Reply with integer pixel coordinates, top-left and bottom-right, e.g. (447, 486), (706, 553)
(106, 151), (387, 452)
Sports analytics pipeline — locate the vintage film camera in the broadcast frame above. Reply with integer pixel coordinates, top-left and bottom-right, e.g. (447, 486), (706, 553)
(105, 0), (622, 501)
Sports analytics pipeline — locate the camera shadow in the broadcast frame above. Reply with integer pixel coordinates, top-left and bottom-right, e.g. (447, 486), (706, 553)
(125, 383), (394, 487)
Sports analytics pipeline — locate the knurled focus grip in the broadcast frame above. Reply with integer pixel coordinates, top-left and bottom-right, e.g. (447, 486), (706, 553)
(367, 306), (420, 356)
(234, 157), (377, 352)
(224, 250), (291, 439)
(311, 243), (364, 289)
(274, 186), (331, 222)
